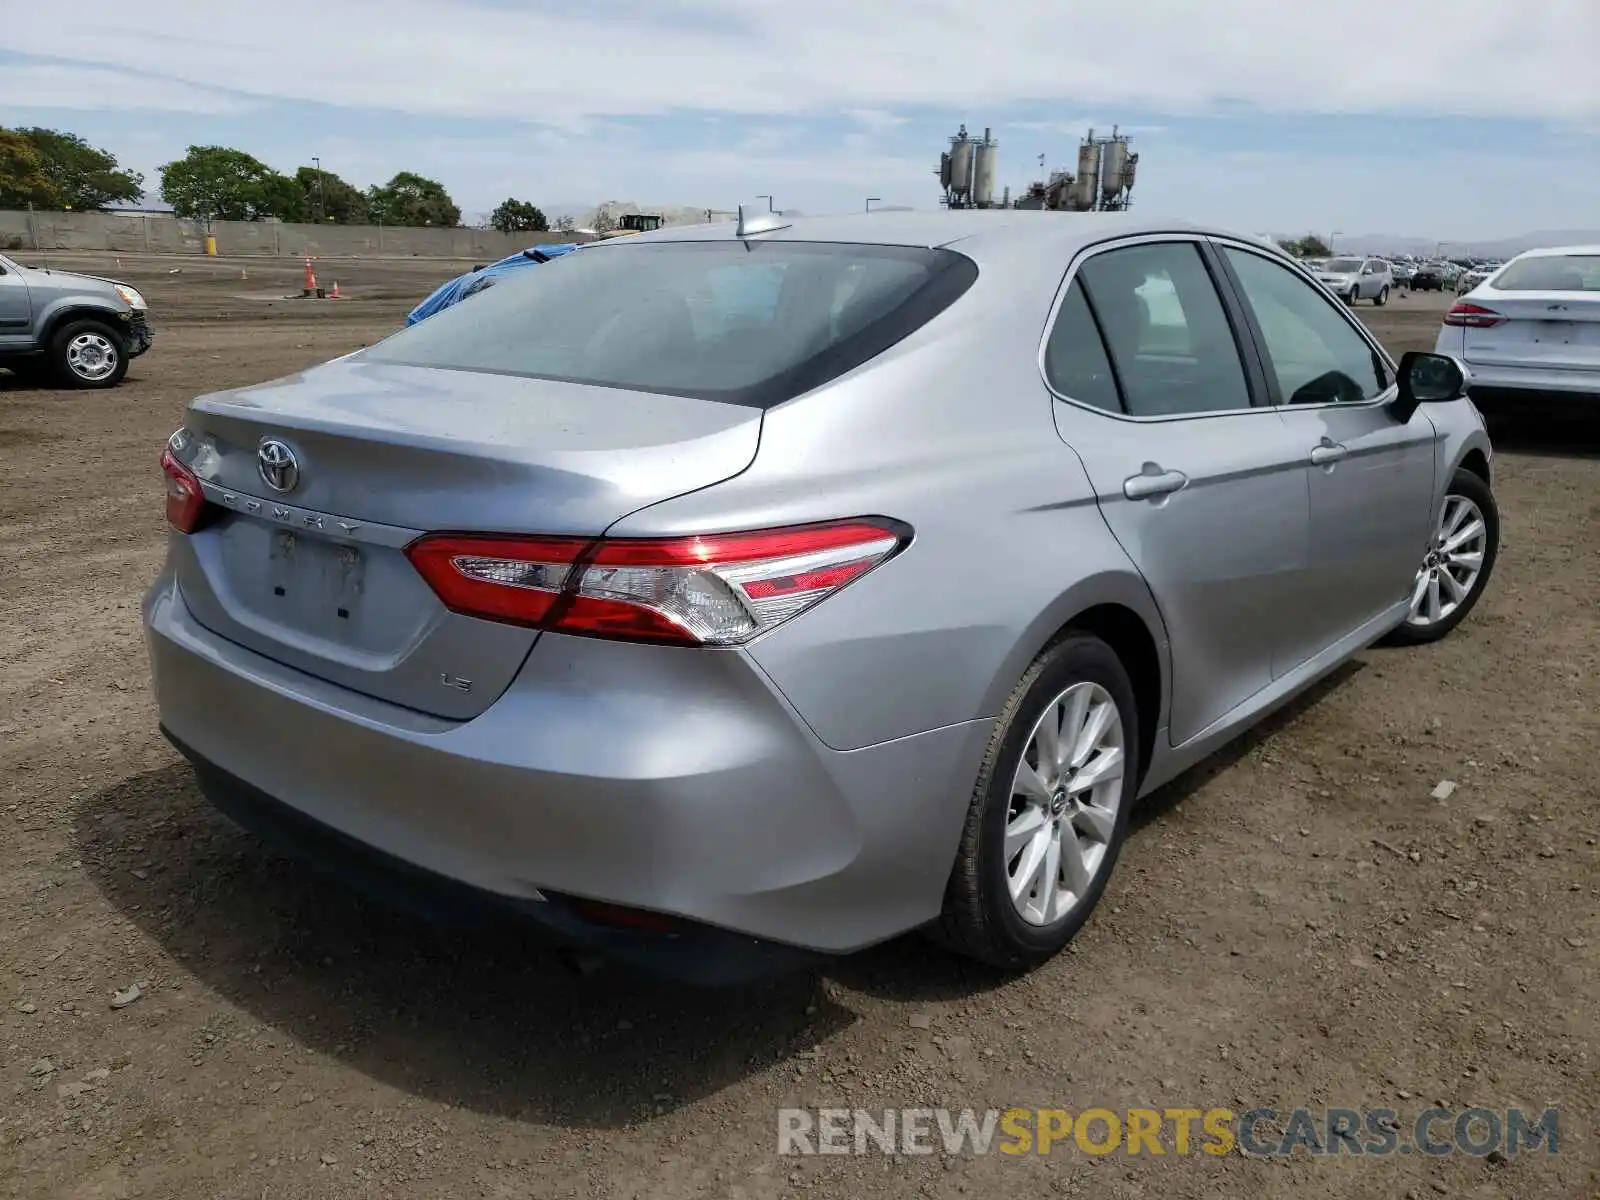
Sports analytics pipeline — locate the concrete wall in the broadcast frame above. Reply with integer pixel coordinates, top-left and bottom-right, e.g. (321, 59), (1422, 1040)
(0, 210), (582, 259)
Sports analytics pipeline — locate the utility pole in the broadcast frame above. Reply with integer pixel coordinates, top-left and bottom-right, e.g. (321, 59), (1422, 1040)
(756, 194), (773, 212)
(865, 197), (881, 212)
(312, 156), (325, 222)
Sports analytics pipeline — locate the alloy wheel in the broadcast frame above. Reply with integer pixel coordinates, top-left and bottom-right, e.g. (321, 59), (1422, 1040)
(66, 333), (119, 381)
(1005, 681), (1125, 927)
(1406, 494), (1487, 628)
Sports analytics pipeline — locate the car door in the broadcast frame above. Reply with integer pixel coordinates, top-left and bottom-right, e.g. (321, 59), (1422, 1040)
(0, 258), (32, 350)
(1215, 241), (1436, 669)
(1045, 237), (1310, 747)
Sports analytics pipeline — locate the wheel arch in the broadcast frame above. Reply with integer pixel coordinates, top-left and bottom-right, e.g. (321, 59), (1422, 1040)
(1458, 446), (1491, 488)
(39, 301), (128, 349)
(982, 574), (1170, 791)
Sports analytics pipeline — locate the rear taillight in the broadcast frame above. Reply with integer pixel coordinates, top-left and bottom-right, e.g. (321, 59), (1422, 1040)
(404, 519), (908, 646)
(1443, 302), (1505, 328)
(160, 445), (208, 533)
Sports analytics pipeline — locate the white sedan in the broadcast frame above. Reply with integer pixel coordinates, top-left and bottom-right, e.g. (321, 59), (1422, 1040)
(1435, 246), (1600, 420)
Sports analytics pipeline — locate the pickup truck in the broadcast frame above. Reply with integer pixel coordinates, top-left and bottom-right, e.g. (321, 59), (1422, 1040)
(0, 252), (153, 388)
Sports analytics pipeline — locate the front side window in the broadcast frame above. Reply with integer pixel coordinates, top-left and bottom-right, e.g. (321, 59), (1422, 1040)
(1075, 242), (1252, 417)
(1223, 247), (1388, 405)
(360, 240), (977, 408)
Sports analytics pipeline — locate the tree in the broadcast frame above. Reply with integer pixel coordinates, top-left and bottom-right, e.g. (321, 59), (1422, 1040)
(158, 146), (298, 221)
(0, 131), (57, 209)
(1288, 234), (1331, 259)
(591, 205), (616, 236)
(366, 172), (459, 227)
(15, 128), (142, 210)
(292, 166), (368, 224)
(489, 198), (549, 233)
(554, 214), (575, 233)
(0, 127), (143, 210)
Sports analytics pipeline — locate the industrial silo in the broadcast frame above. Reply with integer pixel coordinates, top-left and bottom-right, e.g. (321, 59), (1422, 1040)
(1070, 140), (1100, 210)
(972, 129), (998, 207)
(1100, 140), (1129, 200)
(948, 131), (975, 203)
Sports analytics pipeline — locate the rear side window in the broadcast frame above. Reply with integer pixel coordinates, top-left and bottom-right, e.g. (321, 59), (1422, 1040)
(1491, 255), (1600, 292)
(360, 241), (977, 408)
(1043, 280), (1122, 413)
(1076, 242), (1252, 417)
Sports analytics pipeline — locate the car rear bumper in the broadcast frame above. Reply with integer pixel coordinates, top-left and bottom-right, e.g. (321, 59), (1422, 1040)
(143, 569), (988, 967)
(1461, 362), (1600, 402)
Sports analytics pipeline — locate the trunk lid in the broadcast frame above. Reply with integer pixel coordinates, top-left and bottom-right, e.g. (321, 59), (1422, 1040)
(1462, 288), (1600, 372)
(173, 358), (762, 719)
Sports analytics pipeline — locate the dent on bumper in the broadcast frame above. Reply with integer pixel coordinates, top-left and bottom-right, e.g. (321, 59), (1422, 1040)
(143, 574), (990, 955)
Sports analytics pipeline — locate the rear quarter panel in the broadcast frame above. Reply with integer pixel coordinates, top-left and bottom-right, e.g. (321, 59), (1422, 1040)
(605, 254), (1168, 751)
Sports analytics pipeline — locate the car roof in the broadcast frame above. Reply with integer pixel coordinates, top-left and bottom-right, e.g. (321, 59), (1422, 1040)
(1514, 244), (1600, 259)
(604, 210), (1232, 264)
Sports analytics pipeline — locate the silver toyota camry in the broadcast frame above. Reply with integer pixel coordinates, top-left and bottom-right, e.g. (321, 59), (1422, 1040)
(145, 211), (1499, 982)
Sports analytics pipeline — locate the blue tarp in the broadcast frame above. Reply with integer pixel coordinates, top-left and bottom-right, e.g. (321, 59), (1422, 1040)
(405, 242), (583, 326)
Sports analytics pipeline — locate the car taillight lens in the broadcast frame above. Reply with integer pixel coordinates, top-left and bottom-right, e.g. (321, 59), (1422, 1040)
(1443, 302), (1505, 328)
(160, 446), (208, 533)
(405, 519), (908, 646)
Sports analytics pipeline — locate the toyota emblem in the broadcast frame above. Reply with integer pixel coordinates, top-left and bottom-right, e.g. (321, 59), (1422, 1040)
(257, 438), (300, 493)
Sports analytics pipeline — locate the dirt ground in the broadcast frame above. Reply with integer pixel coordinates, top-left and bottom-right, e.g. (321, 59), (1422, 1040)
(1, 253), (1596, 1200)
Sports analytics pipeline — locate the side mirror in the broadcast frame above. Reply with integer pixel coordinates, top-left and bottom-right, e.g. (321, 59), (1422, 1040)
(1390, 351), (1469, 423)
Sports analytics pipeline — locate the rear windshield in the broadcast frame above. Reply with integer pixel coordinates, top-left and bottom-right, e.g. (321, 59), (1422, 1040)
(1490, 255), (1600, 293)
(360, 240), (977, 407)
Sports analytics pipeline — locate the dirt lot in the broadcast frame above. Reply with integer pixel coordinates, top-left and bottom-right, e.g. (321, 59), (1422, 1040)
(1, 253), (1596, 1200)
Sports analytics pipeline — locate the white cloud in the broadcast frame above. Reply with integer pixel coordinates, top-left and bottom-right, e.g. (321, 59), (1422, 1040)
(0, 63), (251, 114)
(1, 0), (1597, 123)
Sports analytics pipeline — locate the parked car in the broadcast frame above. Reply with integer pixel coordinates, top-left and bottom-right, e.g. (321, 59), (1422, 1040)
(1390, 262), (1416, 287)
(406, 243), (583, 326)
(0, 252), (153, 387)
(1456, 264), (1496, 293)
(146, 214), (1498, 982)
(1315, 256), (1394, 305)
(1437, 244), (1600, 421)
(1411, 262), (1451, 292)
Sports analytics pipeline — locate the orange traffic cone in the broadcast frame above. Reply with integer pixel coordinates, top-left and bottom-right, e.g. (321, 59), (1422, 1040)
(302, 257), (317, 295)
(329, 280), (341, 299)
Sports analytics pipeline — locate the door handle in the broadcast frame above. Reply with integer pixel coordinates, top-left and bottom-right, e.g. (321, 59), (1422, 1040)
(1310, 441), (1349, 466)
(1122, 467), (1189, 501)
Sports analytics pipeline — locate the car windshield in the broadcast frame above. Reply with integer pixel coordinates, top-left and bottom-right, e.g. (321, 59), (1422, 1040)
(1490, 255), (1600, 293)
(1323, 258), (1363, 273)
(361, 240), (976, 407)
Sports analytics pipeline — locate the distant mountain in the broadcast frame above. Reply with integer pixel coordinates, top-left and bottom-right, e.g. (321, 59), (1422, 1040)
(1280, 230), (1600, 258)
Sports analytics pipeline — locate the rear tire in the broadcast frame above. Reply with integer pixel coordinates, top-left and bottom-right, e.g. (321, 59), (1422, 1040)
(48, 319), (127, 389)
(1383, 468), (1499, 646)
(1375, 286), (1389, 307)
(929, 633), (1140, 970)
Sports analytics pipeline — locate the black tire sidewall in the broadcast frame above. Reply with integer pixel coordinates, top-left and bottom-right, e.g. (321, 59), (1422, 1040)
(974, 636), (1140, 959)
(50, 319), (127, 389)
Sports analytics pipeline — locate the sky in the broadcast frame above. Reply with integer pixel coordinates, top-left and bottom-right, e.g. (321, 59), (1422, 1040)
(2, 0), (1598, 239)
